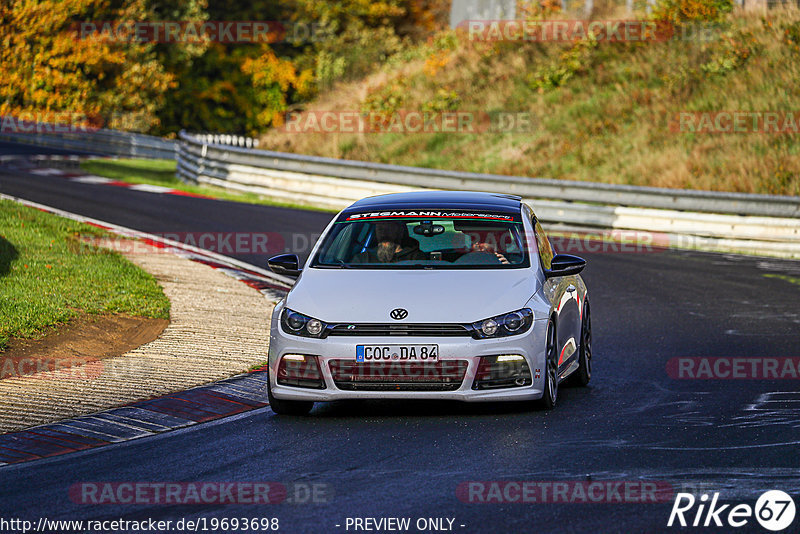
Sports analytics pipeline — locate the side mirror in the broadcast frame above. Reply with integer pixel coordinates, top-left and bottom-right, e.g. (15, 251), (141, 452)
(268, 254), (301, 277)
(545, 254), (586, 278)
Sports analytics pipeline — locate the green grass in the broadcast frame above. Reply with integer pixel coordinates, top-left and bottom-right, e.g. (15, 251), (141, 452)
(80, 158), (177, 184)
(0, 199), (170, 350)
(79, 159), (337, 213)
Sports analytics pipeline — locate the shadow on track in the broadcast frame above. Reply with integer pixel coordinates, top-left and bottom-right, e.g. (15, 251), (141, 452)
(271, 387), (588, 419)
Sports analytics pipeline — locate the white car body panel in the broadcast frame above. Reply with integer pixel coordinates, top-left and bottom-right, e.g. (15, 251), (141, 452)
(266, 191), (589, 405)
(286, 269), (541, 324)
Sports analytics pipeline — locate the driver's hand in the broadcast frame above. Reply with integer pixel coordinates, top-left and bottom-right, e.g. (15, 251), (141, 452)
(472, 242), (509, 264)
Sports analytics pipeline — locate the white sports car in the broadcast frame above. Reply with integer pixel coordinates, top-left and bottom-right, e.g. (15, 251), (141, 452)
(266, 191), (591, 415)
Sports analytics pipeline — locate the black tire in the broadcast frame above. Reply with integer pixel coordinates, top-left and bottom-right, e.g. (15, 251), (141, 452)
(538, 318), (559, 410)
(267, 378), (314, 416)
(567, 301), (592, 387)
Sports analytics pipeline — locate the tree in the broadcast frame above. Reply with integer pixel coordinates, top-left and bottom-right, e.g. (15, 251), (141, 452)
(0, 0), (201, 132)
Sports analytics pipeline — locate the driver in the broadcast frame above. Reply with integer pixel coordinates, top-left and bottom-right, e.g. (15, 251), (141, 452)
(351, 221), (426, 263)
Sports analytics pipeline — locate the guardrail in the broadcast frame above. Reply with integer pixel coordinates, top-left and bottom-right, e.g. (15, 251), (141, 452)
(176, 131), (800, 258)
(177, 131), (800, 218)
(2, 123), (797, 258)
(0, 119), (177, 160)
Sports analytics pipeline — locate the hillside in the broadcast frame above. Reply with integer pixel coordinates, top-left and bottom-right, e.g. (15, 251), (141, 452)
(259, 7), (800, 195)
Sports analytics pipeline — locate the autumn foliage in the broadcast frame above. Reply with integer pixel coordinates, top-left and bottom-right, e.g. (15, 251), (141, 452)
(0, 0), (447, 136)
(0, 0), (206, 132)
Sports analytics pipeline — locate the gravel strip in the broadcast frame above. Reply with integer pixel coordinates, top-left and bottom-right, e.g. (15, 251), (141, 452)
(0, 242), (275, 433)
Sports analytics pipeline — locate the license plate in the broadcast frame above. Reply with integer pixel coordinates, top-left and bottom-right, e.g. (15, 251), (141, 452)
(355, 344), (439, 363)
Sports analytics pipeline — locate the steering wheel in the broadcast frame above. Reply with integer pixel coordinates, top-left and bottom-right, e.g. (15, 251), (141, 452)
(453, 251), (503, 265)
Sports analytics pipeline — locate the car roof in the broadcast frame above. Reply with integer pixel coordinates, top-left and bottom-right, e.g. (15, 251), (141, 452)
(342, 191), (523, 215)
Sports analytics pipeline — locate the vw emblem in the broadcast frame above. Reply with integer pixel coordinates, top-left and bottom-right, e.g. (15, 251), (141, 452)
(390, 308), (408, 320)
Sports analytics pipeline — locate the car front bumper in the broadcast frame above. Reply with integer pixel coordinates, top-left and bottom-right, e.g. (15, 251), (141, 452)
(268, 304), (550, 403)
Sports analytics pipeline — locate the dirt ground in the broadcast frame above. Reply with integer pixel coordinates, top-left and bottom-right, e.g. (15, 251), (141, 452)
(0, 314), (169, 380)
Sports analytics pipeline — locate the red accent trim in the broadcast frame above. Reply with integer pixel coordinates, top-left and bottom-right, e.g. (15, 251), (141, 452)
(83, 221), (112, 230)
(168, 190), (215, 199)
(347, 214), (514, 221)
(558, 345), (568, 365)
(0, 381), (269, 464)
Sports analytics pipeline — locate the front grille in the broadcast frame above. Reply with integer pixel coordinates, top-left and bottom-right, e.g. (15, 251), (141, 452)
(329, 360), (468, 391)
(326, 323), (471, 337)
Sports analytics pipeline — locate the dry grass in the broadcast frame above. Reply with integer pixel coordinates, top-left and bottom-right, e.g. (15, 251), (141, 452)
(259, 9), (800, 195)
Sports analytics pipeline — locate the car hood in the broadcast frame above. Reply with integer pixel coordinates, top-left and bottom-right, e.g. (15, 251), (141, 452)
(286, 268), (539, 323)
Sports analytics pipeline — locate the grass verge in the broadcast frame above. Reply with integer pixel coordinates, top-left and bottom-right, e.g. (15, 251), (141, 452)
(79, 158), (337, 213)
(0, 199), (170, 350)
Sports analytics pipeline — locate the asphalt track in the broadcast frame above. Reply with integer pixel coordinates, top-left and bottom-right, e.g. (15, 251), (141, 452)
(0, 141), (799, 533)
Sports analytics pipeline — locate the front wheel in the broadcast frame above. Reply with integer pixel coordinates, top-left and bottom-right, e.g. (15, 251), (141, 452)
(538, 318), (558, 410)
(267, 377), (314, 416)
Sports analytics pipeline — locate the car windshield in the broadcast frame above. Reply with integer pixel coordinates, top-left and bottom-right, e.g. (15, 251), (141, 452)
(311, 212), (529, 269)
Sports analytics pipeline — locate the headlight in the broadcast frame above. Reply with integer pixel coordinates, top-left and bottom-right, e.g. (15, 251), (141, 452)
(481, 318), (499, 336)
(306, 319), (323, 336)
(286, 311), (307, 331)
(281, 308), (328, 338)
(471, 308), (533, 339)
(503, 311), (525, 332)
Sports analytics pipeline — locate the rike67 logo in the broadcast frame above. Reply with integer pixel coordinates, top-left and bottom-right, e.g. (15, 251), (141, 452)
(668, 490), (796, 531)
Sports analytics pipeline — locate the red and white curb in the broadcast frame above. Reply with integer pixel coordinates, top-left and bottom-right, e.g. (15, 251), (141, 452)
(0, 194), (296, 463)
(0, 369), (271, 466)
(67, 174), (212, 198)
(2, 154), (212, 199)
